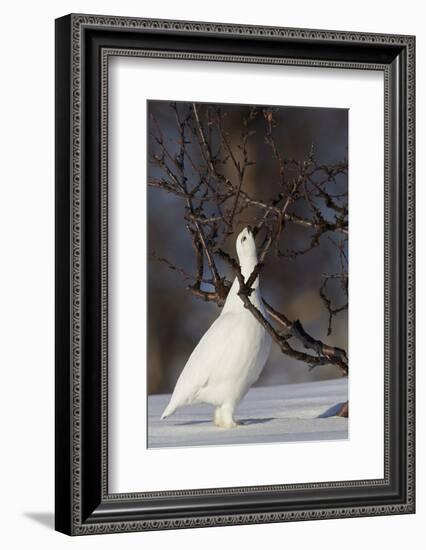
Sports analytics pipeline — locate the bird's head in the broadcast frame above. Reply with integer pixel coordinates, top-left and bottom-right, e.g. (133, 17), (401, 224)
(236, 226), (258, 266)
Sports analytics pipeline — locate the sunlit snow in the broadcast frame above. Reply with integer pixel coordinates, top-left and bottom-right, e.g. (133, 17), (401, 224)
(148, 378), (348, 448)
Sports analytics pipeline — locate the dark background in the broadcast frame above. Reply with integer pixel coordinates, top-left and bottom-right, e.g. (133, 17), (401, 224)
(147, 100), (348, 394)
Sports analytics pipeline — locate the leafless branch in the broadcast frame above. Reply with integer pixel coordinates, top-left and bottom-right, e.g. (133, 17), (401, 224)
(149, 103), (349, 376)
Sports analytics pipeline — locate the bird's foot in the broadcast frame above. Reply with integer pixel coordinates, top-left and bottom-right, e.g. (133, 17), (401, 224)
(215, 419), (240, 429)
(213, 407), (240, 428)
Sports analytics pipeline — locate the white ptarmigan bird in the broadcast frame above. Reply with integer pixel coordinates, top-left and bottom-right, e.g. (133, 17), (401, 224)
(161, 227), (272, 428)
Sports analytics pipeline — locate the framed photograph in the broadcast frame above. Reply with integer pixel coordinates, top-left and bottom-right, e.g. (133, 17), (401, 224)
(55, 14), (415, 535)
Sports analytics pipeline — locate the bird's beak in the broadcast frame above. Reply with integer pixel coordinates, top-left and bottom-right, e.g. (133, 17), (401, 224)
(246, 225), (252, 234)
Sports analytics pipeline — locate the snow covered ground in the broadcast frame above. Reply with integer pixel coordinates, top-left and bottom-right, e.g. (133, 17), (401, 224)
(148, 378), (348, 448)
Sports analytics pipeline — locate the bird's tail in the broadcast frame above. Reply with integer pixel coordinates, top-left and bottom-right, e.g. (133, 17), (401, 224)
(161, 399), (178, 420)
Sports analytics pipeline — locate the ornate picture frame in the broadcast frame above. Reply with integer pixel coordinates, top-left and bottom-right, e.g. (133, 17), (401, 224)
(55, 14), (415, 535)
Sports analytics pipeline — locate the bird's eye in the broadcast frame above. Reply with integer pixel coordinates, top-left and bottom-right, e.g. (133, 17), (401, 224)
(241, 236), (247, 243)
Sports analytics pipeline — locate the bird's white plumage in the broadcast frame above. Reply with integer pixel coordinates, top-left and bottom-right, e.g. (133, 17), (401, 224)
(161, 227), (272, 428)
